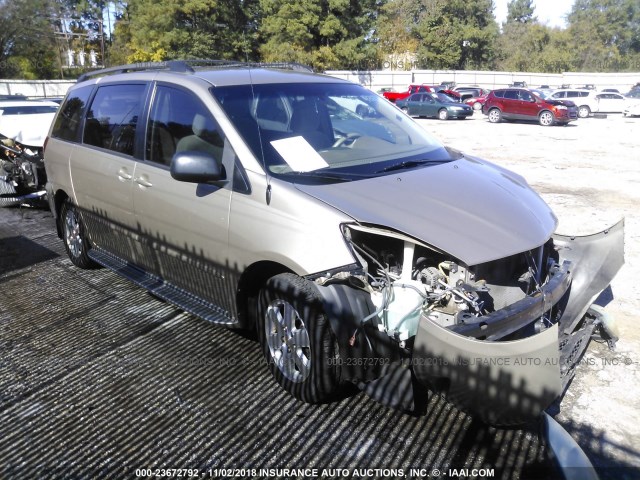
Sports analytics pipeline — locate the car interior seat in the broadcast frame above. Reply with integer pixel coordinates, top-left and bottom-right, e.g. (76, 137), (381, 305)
(289, 98), (334, 150)
(175, 113), (224, 163)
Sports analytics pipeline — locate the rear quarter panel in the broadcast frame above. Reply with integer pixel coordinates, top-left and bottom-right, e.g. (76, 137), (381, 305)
(44, 137), (76, 215)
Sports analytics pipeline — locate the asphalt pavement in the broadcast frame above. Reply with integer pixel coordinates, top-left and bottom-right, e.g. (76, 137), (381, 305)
(0, 202), (631, 479)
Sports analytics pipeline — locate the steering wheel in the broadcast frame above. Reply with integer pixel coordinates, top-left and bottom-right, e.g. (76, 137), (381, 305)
(332, 133), (361, 148)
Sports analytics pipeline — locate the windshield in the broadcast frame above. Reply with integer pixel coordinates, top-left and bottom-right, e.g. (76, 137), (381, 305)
(212, 82), (454, 181)
(529, 89), (546, 99)
(434, 93), (457, 103)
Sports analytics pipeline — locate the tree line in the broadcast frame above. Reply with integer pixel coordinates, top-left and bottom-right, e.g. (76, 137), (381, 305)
(1, 0), (639, 79)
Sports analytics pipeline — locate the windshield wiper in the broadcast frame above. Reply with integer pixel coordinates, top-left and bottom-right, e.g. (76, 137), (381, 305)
(289, 170), (353, 182)
(376, 159), (440, 173)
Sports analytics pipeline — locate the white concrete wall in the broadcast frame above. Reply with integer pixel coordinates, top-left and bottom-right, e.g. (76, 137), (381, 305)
(0, 80), (75, 98)
(3, 70), (639, 98)
(325, 69), (640, 92)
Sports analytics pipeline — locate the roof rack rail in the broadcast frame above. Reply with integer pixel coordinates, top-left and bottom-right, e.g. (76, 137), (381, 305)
(77, 59), (313, 82)
(168, 59), (313, 72)
(77, 61), (192, 82)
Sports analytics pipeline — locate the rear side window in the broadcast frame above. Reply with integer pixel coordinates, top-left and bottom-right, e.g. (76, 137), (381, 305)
(83, 84), (145, 156)
(504, 90), (519, 100)
(51, 86), (93, 142)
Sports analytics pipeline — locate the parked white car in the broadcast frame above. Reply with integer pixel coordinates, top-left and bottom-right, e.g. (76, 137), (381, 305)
(624, 102), (640, 117)
(547, 89), (627, 118)
(0, 100), (59, 144)
(0, 100), (59, 206)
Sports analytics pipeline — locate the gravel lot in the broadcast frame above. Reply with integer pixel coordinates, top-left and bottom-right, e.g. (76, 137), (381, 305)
(417, 111), (640, 471)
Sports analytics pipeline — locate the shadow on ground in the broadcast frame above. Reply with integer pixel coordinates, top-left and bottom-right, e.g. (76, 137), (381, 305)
(0, 206), (638, 479)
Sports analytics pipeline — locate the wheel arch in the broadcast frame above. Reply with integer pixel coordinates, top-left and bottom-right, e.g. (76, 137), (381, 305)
(236, 260), (295, 330)
(53, 189), (70, 238)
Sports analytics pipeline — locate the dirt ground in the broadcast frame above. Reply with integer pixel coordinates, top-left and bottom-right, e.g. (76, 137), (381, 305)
(417, 111), (640, 470)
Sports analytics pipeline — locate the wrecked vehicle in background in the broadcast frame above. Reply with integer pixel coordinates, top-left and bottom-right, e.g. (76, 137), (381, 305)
(44, 61), (624, 427)
(0, 101), (58, 207)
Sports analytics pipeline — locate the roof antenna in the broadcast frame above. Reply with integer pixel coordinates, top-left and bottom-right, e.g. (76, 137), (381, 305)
(244, 30), (272, 205)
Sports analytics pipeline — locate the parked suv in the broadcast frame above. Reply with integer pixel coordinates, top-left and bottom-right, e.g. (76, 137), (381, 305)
(45, 61), (622, 426)
(453, 86), (489, 102)
(548, 89), (627, 118)
(482, 88), (578, 126)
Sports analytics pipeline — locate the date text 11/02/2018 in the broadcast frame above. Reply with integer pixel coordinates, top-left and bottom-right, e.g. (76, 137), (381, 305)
(135, 467), (496, 478)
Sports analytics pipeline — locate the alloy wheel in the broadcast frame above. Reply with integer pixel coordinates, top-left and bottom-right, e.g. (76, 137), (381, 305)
(539, 111), (554, 126)
(265, 299), (311, 383)
(64, 208), (83, 258)
(488, 109), (501, 123)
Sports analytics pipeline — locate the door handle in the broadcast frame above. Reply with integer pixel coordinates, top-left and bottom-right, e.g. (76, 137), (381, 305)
(135, 176), (153, 188)
(117, 167), (132, 181)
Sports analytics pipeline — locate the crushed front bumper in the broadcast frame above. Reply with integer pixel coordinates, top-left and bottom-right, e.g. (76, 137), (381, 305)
(412, 220), (624, 426)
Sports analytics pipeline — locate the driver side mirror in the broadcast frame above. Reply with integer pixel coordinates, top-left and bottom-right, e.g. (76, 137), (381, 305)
(170, 151), (227, 184)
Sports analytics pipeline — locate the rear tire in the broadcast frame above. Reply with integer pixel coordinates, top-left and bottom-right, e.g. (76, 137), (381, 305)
(258, 273), (341, 403)
(438, 108), (449, 120)
(488, 108), (502, 123)
(578, 105), (591, 118)
(61, 200), (99, 269)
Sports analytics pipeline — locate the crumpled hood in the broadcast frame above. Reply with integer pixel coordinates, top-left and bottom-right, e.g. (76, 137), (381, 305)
(546, 99), (576, 108)
(0, 113), (56, 148)
(295, 156), (558, 266)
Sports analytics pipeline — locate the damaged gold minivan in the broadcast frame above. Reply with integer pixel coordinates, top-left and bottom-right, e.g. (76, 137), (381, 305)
(45, 61), (623, 426)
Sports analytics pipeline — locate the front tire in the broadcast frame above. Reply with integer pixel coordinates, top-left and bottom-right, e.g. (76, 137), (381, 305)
(258, 273), (341, 403)
(0, 179), (18, 208)
(488, 108), (502, 123)
(539, 110), (554, 126)
(438, 108), (449, 120)
(61, 200), (99, 269)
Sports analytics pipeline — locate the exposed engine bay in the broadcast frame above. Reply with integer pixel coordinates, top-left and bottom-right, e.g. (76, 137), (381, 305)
(0, 136), (47, 206)
(321, 224), (558, 343)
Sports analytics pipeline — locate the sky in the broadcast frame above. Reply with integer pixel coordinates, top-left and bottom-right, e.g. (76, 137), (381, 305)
(493, 0), (576, 28)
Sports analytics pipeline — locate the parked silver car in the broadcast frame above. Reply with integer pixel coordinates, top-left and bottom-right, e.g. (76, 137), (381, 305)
(44, 61), (623, 426)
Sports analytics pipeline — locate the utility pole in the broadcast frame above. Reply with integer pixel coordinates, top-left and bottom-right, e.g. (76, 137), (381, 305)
(99, 18), (105, 66)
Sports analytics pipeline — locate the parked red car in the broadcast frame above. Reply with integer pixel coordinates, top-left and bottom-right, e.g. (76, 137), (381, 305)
(464, 94), (488, 111)
(383, 84), (435, 103)
(482, 88), (578, 126)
